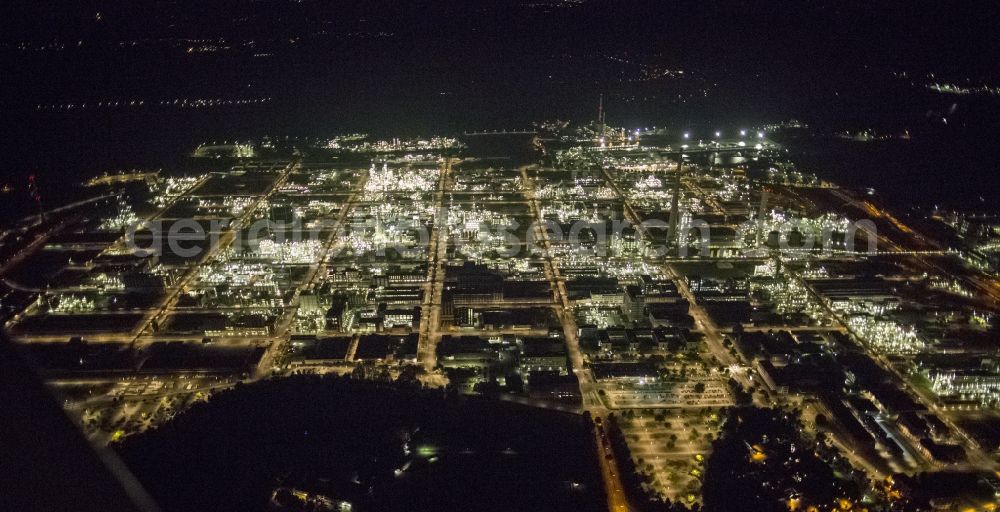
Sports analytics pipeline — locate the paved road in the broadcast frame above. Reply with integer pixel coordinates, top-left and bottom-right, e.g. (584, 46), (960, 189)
(131, 163), (298, 344)
(417, 157), (454, 373)
(257, 166), (370, 378)
(593, 414), (631, 512)
(826, 187), (1000, 305)
(792, 265), (998, 472)
(521, 165), (631, 512)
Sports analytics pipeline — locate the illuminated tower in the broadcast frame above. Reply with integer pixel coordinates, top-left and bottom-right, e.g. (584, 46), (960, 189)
(667, 160), (683, 253)
(27, 175), (44, 222)
(597, 94), (606, 138)
(755, 189), (769, 252)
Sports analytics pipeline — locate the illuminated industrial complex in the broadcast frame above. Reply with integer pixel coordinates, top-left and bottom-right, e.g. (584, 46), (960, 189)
(2, 123), (1000, 511)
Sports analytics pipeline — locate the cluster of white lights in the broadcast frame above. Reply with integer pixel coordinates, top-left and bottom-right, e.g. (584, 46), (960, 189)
(88, 273), (124, 291)
(99, 199), (140, 232)
(750, 276), (820, 317)
(763, 167), (822, 187)
(927, 277), (973, 298)
(681, 130), (764, 140)
(364, 163), (438, 193)
(928, 369), (1000, 408)
(581, 307), (622, 329)
(52, 294), (96, 313)
(150, 176), (203, 207)
(446, 205), (517, 260)
(635, 175), (663, 190)
(222, 195), (255, 215)
(199, 262), (277, 287)
(540, 203), (603, 224)
(328, 136), (463, 153)
(255, 239), (324, 264)
(846, 315), (924, 354)
(339, 223), (422, 256)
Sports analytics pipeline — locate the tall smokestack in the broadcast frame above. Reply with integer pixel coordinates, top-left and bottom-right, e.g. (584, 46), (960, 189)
(28, 175), (45, 223)
(667, 160), (683, 253)
(755, 189), (769, 252)
(598, 94), (605, 138)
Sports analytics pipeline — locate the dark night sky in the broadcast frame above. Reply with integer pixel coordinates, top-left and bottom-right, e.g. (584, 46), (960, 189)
(1, 1), (998, 208)
(4, 1), (998, 125)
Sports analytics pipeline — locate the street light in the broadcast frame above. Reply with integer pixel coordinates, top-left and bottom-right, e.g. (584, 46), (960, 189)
(683, 132), (689, 139)
(740, 129), (746, 137)
(714, 131), (721, 138)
